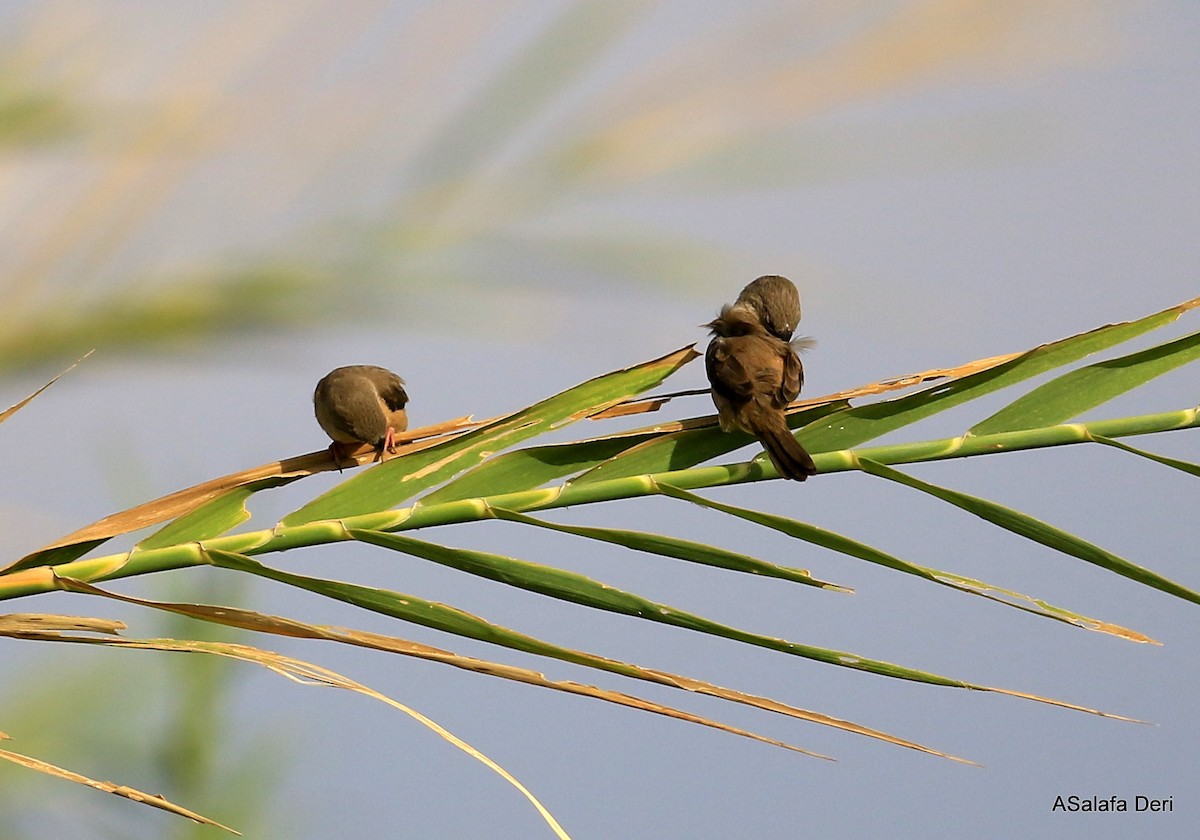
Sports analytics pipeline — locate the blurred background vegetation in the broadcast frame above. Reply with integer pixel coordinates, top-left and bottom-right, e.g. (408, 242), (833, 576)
(0, 0), (1122, 374)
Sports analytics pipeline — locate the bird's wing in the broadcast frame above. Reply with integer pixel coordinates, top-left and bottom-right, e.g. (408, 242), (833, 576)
(705, 338), (756, 399)
(351, 366), (407, 412)
(779, 347), (803, 405)
(321, 386), (387, 445)
(376, 376), (408, 413)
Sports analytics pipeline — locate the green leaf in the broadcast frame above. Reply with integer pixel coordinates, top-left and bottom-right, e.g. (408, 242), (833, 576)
(1090, 434), (1200, 478)
(6, 408), (1197, 601)
(853, 457), (1200, 606)
(276, 411), (1200, 559)
(205, 547), (608, 661)
(421, 432), (659, 504)
(486, 505), (849, 590)
(346, 528), (1004, 688)
(651, 483), (1154, 642)
(193, 550), (980, 760)
(4, 541), (108, 573)
(798, 296), (1200, 453)
(205, 546), (1130, 720)
(971, 329), (1200, 435)
(281, 345), (699, 525)
(136, 484), (262, 551)
(572, 402), (847, 485)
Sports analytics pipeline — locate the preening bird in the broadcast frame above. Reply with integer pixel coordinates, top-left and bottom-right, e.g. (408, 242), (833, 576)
(313, 365), (408, 463)
(705, 280), (816, 481)
(734, 274), (802, 342)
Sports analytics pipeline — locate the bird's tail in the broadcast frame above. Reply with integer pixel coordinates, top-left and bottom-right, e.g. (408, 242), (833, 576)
(756, 417), (817, 481)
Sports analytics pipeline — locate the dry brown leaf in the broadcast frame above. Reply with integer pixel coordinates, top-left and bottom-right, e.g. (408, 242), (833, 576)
(0, 745), (239, 835)
(0, 613), (125, 635)
(588, 352), (1023, 421)
(12, 618), (573, 839)
(9, 416), (485, 569)
(0, 351), (93, 426)
(53, 576), (977, 764)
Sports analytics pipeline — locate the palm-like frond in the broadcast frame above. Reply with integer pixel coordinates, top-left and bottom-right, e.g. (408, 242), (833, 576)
(5, 298), (1197, 823)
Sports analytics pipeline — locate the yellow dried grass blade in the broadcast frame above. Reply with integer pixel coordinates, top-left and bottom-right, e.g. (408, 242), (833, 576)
(0, 613), (125, 635)
(51, 576), (978, 763)
(591, 350), (1021, 421)
(7, 607), (573, 840)
(0, 351), (92, 426)
(0, 746), (239, 834)
(52, 576), (834, 760)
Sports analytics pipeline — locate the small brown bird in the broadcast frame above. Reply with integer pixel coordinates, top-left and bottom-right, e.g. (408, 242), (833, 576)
(705, 303), (817, 481)
(735, 275), (802, 341)
(313, 365), (408, 463)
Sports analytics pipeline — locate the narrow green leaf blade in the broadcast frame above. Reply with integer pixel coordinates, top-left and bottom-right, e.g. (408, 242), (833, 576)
(1090, 434), (1200, 477)
(971, 329), (1200, 435)
(854, 457), (1200, 605)
(281, 346), (699, 525)
(347, 528), (1013, 688)
(652, 482), (1154, 643)
(799, 296), (1200, 453)
(205, 547), (617, 663)
(55, 576), (834, 760)
(207, 546), (1129, 720)
(191, 551), (973, 760)
(486, 505), (849, 590)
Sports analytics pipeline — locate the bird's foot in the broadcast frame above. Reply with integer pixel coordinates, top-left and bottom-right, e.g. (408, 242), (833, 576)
(328, 441), (354, 472)
(371, 428), (399, 463)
